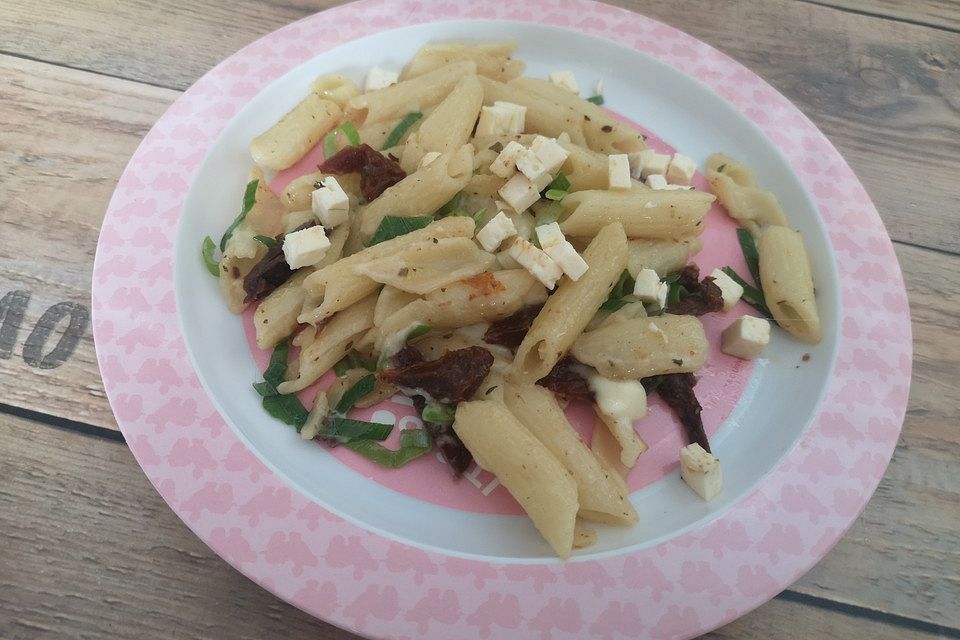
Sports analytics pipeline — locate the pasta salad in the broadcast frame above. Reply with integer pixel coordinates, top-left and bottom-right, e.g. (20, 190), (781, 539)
(200, 42), (822, 558)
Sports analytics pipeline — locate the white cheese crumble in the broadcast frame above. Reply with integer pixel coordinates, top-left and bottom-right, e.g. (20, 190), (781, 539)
(680, 443), (722, 501)
(283, 225), (330, 269)
(721, 315), (770, 359)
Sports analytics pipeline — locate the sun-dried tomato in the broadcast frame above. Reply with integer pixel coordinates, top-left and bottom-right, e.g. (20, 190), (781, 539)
(483, 304), (544, 351)
(537, 357), (594, 402)
(380, 346), (494, 404)
(319, 143), (406, 201)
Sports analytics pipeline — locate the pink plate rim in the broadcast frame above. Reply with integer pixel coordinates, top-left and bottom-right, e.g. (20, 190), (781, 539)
(91, 1), (912, 638)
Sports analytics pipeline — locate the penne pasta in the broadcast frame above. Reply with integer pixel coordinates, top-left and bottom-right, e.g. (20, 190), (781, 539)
(479, 77), (589, 146)
(354, 237), (496, 294)
(345, 61), (476, 125)
(399, 74), (484, 173)
(509, 222), (628, 383)
(250, 94), (342, 170)
(560, 185), (715, 238)
(757, 225), (822, 344)
(706, 153), (788, 235)
(590, 416), (631, 494)
(625, 238), (703, 277)
(402, 42), (524, 82)
(454, 400), (579, 559)
(572, 314), (708, 379)
(311, 74), (361, 108)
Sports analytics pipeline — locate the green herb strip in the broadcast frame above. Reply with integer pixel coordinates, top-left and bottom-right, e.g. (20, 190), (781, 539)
(366, 215), (434, 246)
(545, 173), (570, 192)
(220, 179), (259, 252)
(382, 112), (423, 150)
(421, 400), (455, 425)
(321, 417), (392, 445)
(335, 374), (376, 414)
(586, 95), (605, 105)
(344, 429), (433, 468)
(201, 236), (220, 277)
(334, 350), (377, 377)
(262, 394), (310, 430)
(736, 228), (762, 284)
(407, 323), (431, 340)
(721, 267), (774, 318)
(253, 235), (277, 248)
(599, 270), (636, 311)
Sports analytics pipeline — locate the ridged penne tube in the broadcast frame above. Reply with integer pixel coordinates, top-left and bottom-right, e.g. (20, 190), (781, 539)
(301, 217), (475, 324)
(253, 225), (350, 349)
(277, 294), (377, 394)
(345, 61), (476, 125)
(359, 144), (475, 238)
(757, 225), (822, 344)
(508, 77), (646, 154)
(509, 222), (628, 384)
(573, 519), (597, 549)
(249, 94), (342, 171)
(454, 400), (579, 559)
(706, 153), (788, 235)
(625, 238), (703, 278)
(374, 269), (546, 352)
(401, 42), (524, 82)
(373, 286), (419, 328)
(400, 74), (484, 173)
(558, 139), (611, 191)
(572, 315), (708, 379)
(479, 77), (588, 147)
(559, 185), (714, 239)
(310, 74), (361, 108)
(355, 237), (496, 294)
(503, 383), (638, 525)
(218, 173), (286, 313)
(357, 110), (428, 151)
(590, 416), (630, 494)
(463, 174), (506, 198)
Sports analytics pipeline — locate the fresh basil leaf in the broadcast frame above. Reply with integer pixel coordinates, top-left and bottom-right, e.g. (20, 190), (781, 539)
(586, 95), (605, 105)
(438, 193), (463, 215)
(201, 236), (220, 277)
(262, 393), (309, 431)
(334, 350), (377, 377)
(320, 417), (392, 445)
(220, 179), (259, 252)
(366, 215), (434, 247)
(382, 112), (423, 149)
(253, 235), (277, 248)
(599, 298), (629, 312)
(666, 283), (690, 307)
(262, 339), (291, 390)
(421, 400), (455, 425)
(721, 267), (774, 318)
(600, 270), (635, 311)
(736, 228), (762, 285)
(545, 173), (570, 192)
(345, 428), (432, 468)
(335, 373), (376, 414)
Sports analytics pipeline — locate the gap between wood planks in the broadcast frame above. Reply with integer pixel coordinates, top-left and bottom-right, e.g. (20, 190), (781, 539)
(795, 0), (960, 34)
(0, 48), (182, 92)
(3, 394), (958, 638)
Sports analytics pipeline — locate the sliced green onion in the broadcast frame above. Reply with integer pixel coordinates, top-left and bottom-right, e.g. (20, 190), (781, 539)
(334, 373), (376, 414)
(323, 131), (338, 158)
(345, 428), (433, 468)
(382, 112), (423, 150)
(253, 235), (277, 248)
(599, 270), (636, 311)
(544, 188), (567, 202)
(407, 323), (431, 340)
(320, 417), (392, 445)
(220, 179), (259, 251)
(534, 201), (564, 227)
(262, 394), (309, 431)
(422, 400), (455, 425)
(545, 173), (570, 192)
(666, 283), (690, 307)
(334, 350), (377, 377)
(201, 236), (220, 277)
(438, 193), (463, 215)
(366, 215), (434, 247)
(586, 95), (605, 105)
(323, 122), (362, 158)
(262, 339), (291, 390)
(340, 121), (360, 146)
(721, 267), (773, 318)
(736, 228), (762, 285)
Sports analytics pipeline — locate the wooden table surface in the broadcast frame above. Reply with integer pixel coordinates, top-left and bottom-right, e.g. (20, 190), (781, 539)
(1, 0), (957, 638)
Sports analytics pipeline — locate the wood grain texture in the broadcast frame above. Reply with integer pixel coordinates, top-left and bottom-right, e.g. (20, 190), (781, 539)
(0, 415), (947, 640)
(0, 54), (176, 430)
(0, 0), (957, 252)
(805, 0), (960, 32)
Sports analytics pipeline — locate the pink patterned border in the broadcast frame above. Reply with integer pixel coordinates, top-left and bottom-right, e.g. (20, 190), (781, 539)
(91, 1), (912, 638)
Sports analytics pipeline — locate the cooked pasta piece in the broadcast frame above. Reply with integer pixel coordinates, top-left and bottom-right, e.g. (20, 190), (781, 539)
(355, 237), (496, 294)
(625, 238), (703, 278)
(250, 94), (342, 171)
(504, 383), (638, 525)
(572, 315), (708, 379)
(401, 42), (524, 82)
(454, 400), (579, 558)
(479, 77), (588, 146)
(757, 225), (822, 344)
(560, 185), (714, 238)
(399, 74), (484, 173)
(311, 74), (361, 108)
(706, 153), (788, 235)
(590, 416), (631, 494)
(345, 61), (476, 125)
(509, 222), (628, 384)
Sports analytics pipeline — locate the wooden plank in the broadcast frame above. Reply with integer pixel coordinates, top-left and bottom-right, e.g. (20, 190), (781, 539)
(0, 54), (177, 429)
(0, 0), (957, 252)
(804, 0), (960, 32)
(0, 414), (945, 640)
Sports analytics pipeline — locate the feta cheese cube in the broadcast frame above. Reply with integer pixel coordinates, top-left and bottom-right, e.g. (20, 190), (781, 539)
(666, 152), (697, 186)
(477, 102), (526, 136)
(680, 443), (722, 501)
(418, 151), (442, 169)
(543, 240), (588, 281)
(283, 226), (330, 269)
(476, 211), (518, 252)
(548, 70), (580, 94)
(505, 237), (563, 289)
(721, 315), (771, 359)
(534, 222), (565, 250)
(641, 151), (670, 179)
(608, 154), (632, 190)
(498, 173), (541, 212)
(646, 174), (669, 190)
(489, 140), (525, 178)
(364, 67), (398, 91)
(515, 148), (550, 185)
(633, 268), (661, 300)
(708, 268), (744, 310)
(531, 136), (570, 173)
(311, 176), (350, 227)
